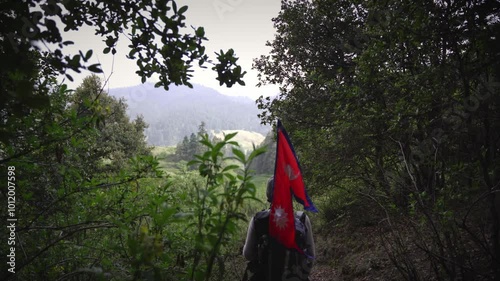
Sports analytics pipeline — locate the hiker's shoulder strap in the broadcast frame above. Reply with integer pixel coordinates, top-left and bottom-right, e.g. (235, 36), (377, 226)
(254, 209), (270, 220)
(253, 209), (270, 237)
(295, 210), (307, 223)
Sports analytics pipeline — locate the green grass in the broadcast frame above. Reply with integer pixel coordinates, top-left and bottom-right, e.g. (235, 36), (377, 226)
(147, 146), (327, 280)
(151, 145), (272, 217)
(150, 146), (185, 174)
(151, 145), (176, 156)
(251, 174), (271, 202)
(241, 174), (272, 218)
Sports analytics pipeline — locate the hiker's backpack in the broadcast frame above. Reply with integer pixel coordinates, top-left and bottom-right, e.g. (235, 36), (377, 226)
(246, 209), (313, 281)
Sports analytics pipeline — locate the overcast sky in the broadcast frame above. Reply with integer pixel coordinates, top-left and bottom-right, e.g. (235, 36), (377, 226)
(61, 0), (282, 99)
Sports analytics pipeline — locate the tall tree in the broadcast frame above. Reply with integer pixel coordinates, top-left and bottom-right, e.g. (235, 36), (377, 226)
(255, 0), (500, 279)
(0, 71), (160, 279)
(175, 135), (191, 161)
(1, 0), (246, 146)
(174, 122), (210, 162)
(70, 74), (151, 174)
(0, 1), (251, 279)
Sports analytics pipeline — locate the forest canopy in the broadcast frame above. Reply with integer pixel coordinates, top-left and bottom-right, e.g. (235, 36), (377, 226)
(0, 1), (257, 280)
(255, 0), (500, 279)
(1, 0), (246, 146)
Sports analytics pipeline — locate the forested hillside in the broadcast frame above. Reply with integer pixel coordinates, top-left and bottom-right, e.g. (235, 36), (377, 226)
(109, 83), (270, 145)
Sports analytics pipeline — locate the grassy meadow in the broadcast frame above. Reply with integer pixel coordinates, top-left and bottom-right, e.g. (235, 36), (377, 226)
(150, 144), (273, 224)
(151, 145), (270, 201)
(149, 145), (273, 280)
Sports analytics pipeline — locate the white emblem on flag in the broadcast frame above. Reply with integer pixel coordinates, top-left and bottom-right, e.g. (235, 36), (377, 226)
(285, 164), (300, 180)
(273, 206), (288, 230)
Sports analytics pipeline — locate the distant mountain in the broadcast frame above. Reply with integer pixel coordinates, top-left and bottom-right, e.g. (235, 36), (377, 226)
(108, 83), (270, 146)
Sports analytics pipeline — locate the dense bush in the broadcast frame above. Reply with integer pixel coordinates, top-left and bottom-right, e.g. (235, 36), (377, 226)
(256, 0), (500, 279)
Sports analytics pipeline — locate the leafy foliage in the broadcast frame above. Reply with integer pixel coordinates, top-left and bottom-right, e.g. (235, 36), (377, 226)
(0, 2), (256, 280)
(0, 0), (246, 146)
(1, 71), (264, 280)
(175, 122), (209, 162)
(248, 130), (276, 175)
(69, 75), (152, 174)
(186, 133), (266, 280)
(255, 0), (500, 279)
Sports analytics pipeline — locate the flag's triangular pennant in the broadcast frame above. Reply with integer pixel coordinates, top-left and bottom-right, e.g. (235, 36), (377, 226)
(269, 119), (318, 254)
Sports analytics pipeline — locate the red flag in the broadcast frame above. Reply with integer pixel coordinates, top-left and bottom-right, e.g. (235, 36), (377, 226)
(269, 120), (318, 252)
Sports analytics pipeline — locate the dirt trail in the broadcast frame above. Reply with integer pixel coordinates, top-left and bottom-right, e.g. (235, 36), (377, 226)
(309, 264), (339, 281)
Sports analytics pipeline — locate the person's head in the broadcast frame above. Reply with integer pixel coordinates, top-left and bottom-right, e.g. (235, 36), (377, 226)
(266, 177), (274, 203)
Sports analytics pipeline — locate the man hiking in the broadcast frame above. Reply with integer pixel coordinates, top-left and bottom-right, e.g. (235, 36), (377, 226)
(242, 177), (315, 281)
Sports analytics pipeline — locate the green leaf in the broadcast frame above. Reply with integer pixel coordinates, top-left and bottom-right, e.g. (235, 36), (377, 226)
(178, 5), (188, 14)
(195, 27), (205, 37)
(227, 141), (239, 146)
(232, 148), (246, 163)
(88, 64), (103, 73)
(200, 138), (213, 148)
(222, 165), (239, 172)
(171, 0), (177, 13)
(224, 132), (238, 141)
(84, 49), (93, 61)
(248, 146), (267, 162)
